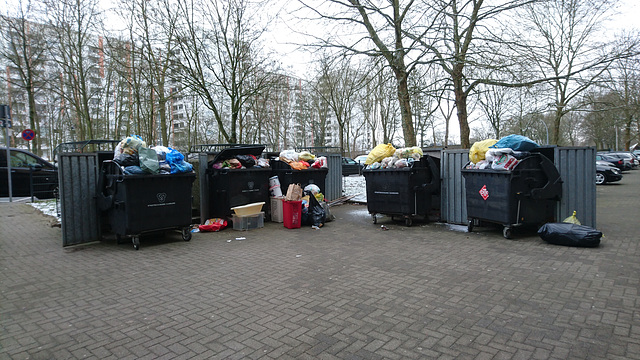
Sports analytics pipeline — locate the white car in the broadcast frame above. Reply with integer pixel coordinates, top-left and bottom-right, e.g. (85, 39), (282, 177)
(354, 155), (368, 164)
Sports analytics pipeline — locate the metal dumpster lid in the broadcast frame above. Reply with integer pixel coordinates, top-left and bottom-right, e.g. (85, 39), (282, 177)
(210, 145), (265, 164)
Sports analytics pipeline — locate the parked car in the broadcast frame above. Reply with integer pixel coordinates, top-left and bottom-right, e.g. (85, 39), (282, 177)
(626, 152), (640, 167)
(596, 160), (616, 168)
(596, 153), (628, 171)
(342, 157), (364, 176)
(596, 162), (622, 185)
(606, 152), (637, 169)
(0, 147), (58, 198)
(354, 155), (368, 165)
(600, 152), (636, 170)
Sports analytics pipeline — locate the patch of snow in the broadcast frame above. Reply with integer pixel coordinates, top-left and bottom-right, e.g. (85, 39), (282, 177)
(28, 199), (61, 222)
(342, 175), (367, 202)
(444, 223), (469, 232)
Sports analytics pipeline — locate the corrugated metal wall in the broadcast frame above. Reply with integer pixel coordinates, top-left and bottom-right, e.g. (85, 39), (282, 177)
(554, 147), (596, 227)
(59, 153), (101, 246)
(198, 153), (210, 222)
(322, 153), (342, 201)
(437, 146), (596, 228)
(440, 149), (469, 225)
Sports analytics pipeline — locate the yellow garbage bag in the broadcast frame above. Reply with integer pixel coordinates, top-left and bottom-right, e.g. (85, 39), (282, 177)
(563, 211), (581, 225)
(365, 143), (396, 165)
(298, 151), (316, 162)
(469, 139), (498, 164)
(395, 146), (423, 160)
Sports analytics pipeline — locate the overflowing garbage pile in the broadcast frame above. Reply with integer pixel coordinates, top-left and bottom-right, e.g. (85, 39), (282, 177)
(278, 150), (328, 169)
(465, 134), (540, 170)
(363, 143), (423, 170)
(282, 183), (333, 229)
(112, 135), (193, 175)
(210, 154), (270, 169)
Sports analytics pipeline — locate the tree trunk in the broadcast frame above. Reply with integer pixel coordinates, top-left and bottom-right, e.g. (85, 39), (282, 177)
(453, 83), (470, 148)
(394, 68), (415, 147)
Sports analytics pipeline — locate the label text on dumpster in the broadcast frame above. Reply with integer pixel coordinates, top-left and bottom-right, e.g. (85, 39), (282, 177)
(479, 185), (489, 200)
(148, 202), (176, 207)
(374, 191), (400, 195)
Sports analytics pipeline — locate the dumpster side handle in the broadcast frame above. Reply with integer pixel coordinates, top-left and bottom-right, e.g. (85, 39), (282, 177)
(530, 157), (563, 200)
(414, 156), (440, 194)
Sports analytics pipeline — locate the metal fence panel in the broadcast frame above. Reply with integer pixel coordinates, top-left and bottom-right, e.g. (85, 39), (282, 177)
(198, 153), (210, 222)
(440, 149), (469, 225)
(555, 147), (596, 227)
(59, 153), (101, 246)
(321, 153), (342, 201)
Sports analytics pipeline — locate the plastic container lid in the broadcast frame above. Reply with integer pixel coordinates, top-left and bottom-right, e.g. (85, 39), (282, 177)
(230, 202), (265, 216)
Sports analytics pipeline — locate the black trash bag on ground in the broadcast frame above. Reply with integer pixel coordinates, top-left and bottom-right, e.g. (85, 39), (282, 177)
(538, 223), (602, 247)
(321, 201), (334, 222)
(114, 152), (139, 167)
(301, 191), (325, 227)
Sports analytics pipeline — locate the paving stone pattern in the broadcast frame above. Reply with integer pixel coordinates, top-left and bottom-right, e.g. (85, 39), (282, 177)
(1, 172), (639, 359)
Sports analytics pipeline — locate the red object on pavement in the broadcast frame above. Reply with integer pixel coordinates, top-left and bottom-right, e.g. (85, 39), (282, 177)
(283, 200), (302, 229)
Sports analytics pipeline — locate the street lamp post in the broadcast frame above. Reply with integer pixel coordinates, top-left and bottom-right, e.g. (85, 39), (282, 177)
(539, 118), (549, 145)
(1, 105), (12, 202)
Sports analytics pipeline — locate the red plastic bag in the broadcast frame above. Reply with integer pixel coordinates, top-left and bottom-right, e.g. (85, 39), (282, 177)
(199, 218), (228, 232)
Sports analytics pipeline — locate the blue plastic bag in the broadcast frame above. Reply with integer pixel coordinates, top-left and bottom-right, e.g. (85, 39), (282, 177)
(165, 149), (193, 174)
(490, 134), (539, 151)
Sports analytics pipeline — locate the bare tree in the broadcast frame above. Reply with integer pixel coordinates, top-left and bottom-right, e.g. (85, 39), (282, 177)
(44, 0), (105, 142)
(476, 84), (513, 139)
(175, 0), (276, 144)
(309, 77), (331, 148)
(296, 0), (445, 147)
(314, 54), (366, 155)
(516, 0), (637, 145)
(409, 66), (445, 147)
(401, 0), (539, 148)
(116, 0), (182, 146)
(582, 90), (620, 149)
(376, 68), (400, 145)
(602, 43), (640, 150)
(502, 86), (551, 145)
(1, 3), (49, 154)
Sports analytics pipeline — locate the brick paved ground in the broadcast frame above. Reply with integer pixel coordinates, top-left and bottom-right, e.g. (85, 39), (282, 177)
(1, 172), (639, 359)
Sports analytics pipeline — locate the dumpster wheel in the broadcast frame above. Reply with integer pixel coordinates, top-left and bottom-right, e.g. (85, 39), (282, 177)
(371, 214), (377, 224)
(503, 227), (513, 239)
(182, 227), (192, 241)
(132, 236), (140, 250)
(467, 220), (474, 233)
(404, 217), (413, 227)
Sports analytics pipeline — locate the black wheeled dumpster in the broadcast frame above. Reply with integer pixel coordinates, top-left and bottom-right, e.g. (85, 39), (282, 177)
(461, 153), (562, 239)
(270, 160), (329, 196)
(99, 160), (196, 250)
(362, 155), (440, 226)
(206, 145), (271, 219)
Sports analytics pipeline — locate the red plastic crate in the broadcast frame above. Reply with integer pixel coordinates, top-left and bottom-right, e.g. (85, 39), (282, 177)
(283, 200), (302, 229)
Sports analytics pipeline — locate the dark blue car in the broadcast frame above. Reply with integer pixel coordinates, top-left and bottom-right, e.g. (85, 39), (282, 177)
(0, 147), (58, 198)
(342, 157), (364, 176)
